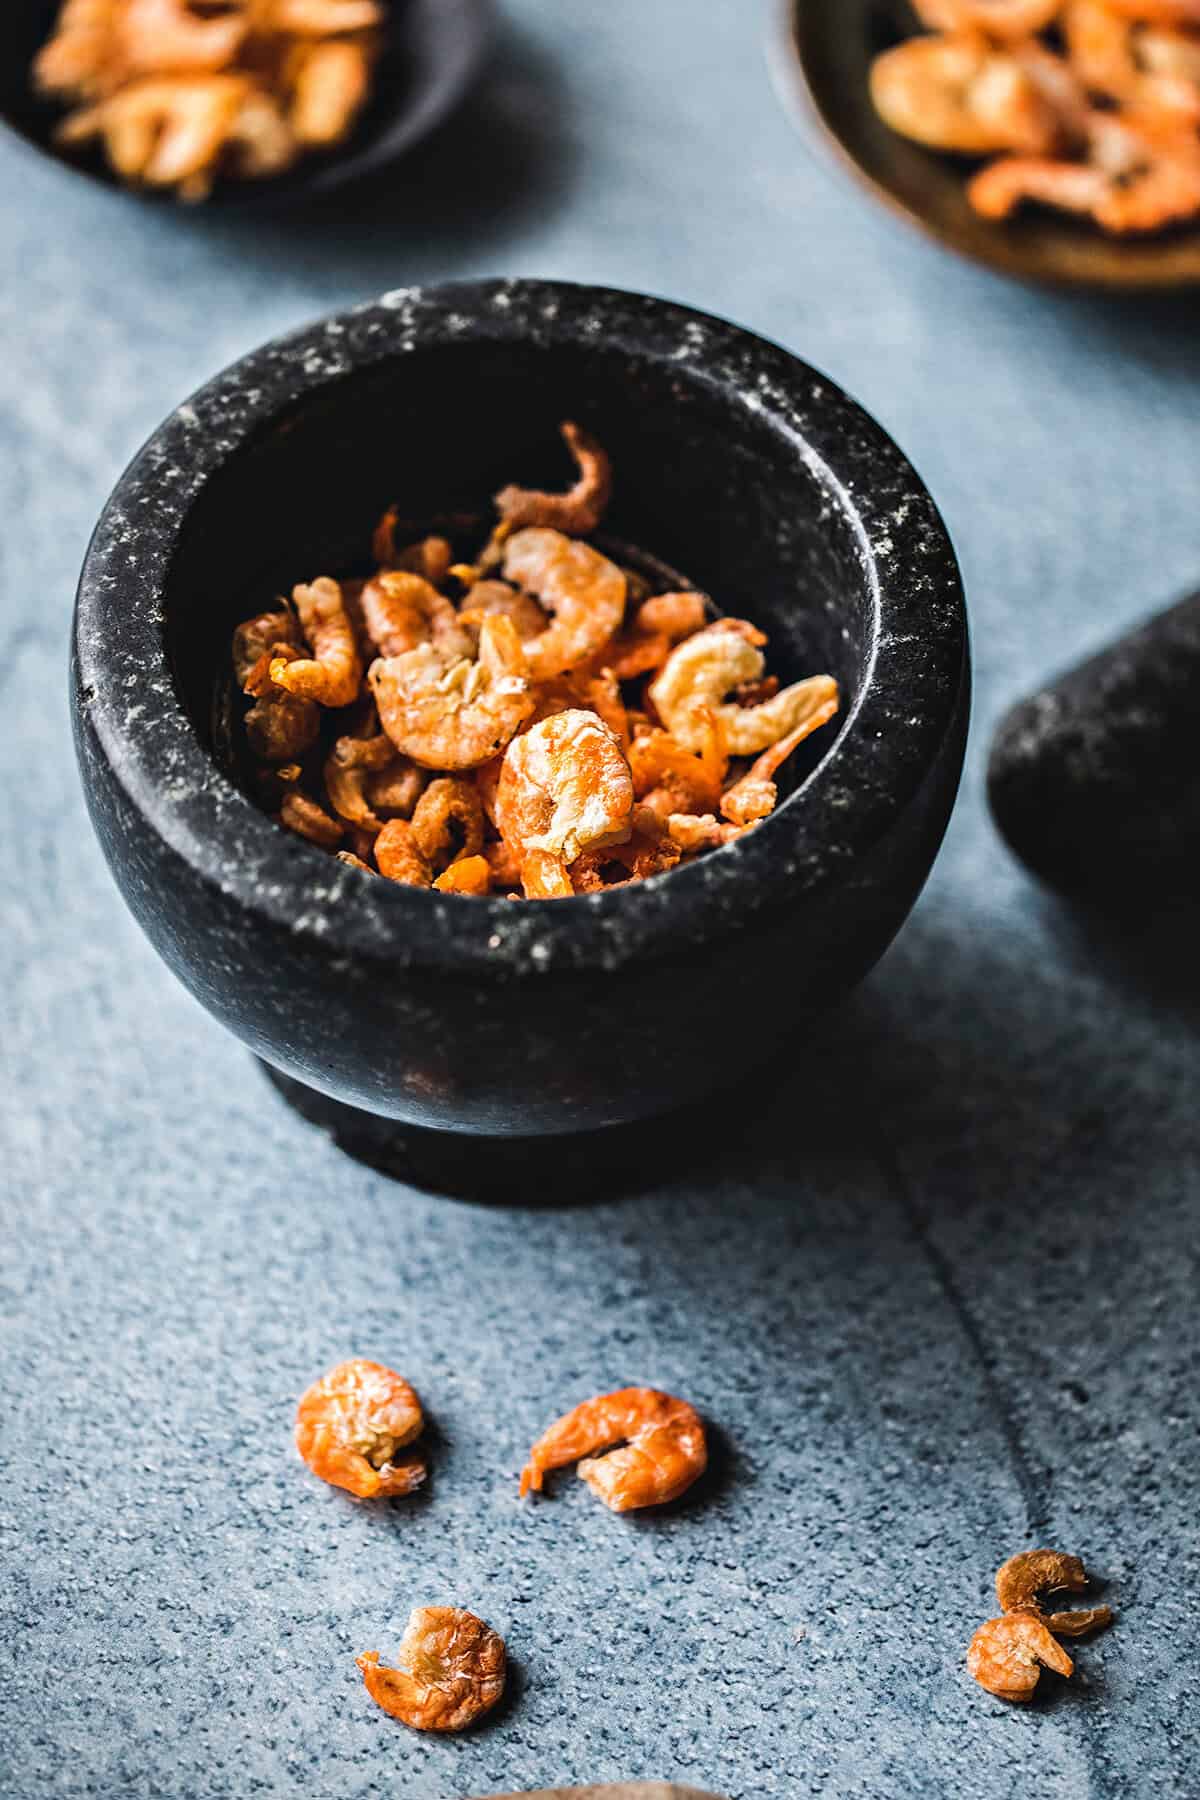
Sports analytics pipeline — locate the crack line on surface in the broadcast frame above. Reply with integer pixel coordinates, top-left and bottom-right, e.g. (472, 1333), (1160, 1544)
(869, 1122), (1049, 1537)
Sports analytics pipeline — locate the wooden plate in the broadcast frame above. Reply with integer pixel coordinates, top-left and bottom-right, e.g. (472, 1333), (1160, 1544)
(771, 0), (1200, 289)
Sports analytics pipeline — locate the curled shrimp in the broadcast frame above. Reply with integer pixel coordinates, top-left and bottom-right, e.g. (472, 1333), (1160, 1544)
(324, 730), (396, 833)
(295, 1358), (426, 1500)
(520, 1387), (707, 1512)
(233, 609), (301, 686)
(571, 820), (682, 889)
(257, 0), (384, 32)
(359, 570), (472, 660)
(649, 621), (839, 758)
(494, 420), (613, 537)
(35, 0), (122, 100)
(1063, 1), (1200, 113)
(245, 691), (319, 763)
(599, 589), (709, 682)
(120, 0), (248, 76)
(370, 508), (453, 584)
(367, 756), (427, 817)
(666, 812), (745, 853)
(57, 74), (254, 197)
(502, 528), (627, 682)
(271, 578), (363, 707)
(410, 778), (485, 869)
(374, 819), (432, 887)
(971, 107), (1200, 229)
(635, 590), (708, 640)
(496, 709), (634, 900)
(966, 1615), (1074, 1701)
(369, 614), (534, 771)
(459, 579), (549, 643)
(285, 38), (374, 146)
(357, 1606), (506, 1733)
(870, 34), (1063, 155)
(720, 700), (840, 827)
(280, 790), (343, 850)
(628, 709), (728, 823)
(912, 0), (1062, 35)
(1103, 0), (1200, 22)
(995, 1549), (1114, 1637)
(337, 850), (375, 874)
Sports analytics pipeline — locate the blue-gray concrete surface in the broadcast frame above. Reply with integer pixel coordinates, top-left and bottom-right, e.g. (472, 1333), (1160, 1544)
(2, 3), (1198, 1796)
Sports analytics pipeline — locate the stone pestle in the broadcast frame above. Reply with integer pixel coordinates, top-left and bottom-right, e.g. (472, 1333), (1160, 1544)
(988, 589), (1200, 905)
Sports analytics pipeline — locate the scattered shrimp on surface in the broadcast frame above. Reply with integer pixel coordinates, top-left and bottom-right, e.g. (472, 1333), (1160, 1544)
(496, 709), (634, 899)
(295, 1359), (426, 1500)
(495, 420), (613, 537)
(337, 850), (375, 874)
(357, 1606), (506, 1732)
(520, 1387), (707, 1512)
(966, 1614), (1074, 1700)
(360, 570), (473, 660)
(995, 1549), (1114, 1635)
(649, 620), (839, 758)
(369, 614), (535, 772)
(502, 527), (627, 682)
(271, 578), (363, 708)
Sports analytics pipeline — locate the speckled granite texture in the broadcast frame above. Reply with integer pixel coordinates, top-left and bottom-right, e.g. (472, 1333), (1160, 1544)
(1, 2), (1198, 1797)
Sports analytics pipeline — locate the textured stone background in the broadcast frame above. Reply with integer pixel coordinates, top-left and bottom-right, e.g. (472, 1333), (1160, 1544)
(2, 3), (1198, 1797)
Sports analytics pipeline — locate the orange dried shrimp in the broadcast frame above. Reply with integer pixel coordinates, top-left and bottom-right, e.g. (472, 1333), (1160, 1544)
(295, 1358), (427, 1500)
(357, 1606), (506, 1732)
(870, 0), (1200, 234)
(34, 0), (382, 200)
(520, 1386), (708, 1512)
(230, 425), (839, 898)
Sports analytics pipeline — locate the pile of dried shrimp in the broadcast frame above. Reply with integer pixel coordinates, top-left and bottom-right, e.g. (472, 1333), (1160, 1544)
(870, 0), (1200, 234)
(231, 422), (840, 901)
(34, 0), (383, 200)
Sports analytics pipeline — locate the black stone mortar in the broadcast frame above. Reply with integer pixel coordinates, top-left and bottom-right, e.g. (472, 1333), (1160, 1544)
(72, 279), (969, 1185)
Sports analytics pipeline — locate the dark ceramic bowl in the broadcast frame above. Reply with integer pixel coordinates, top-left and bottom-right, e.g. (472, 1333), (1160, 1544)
(772, 0), (1200, 291)
(2, 0), (491, 208)
(73, 279), (969, 1151)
